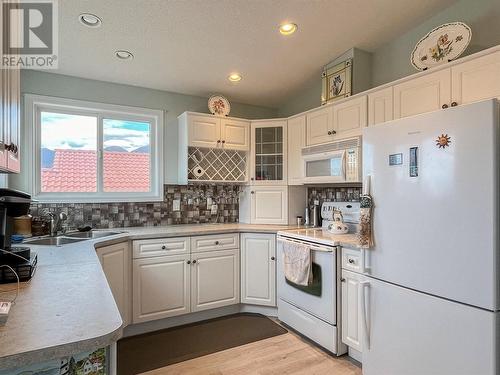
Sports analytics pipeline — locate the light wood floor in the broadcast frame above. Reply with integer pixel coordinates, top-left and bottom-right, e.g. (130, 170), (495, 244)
(142, 331), (362, 375)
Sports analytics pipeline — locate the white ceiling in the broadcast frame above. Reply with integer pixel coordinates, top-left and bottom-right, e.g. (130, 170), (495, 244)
(54, 0), (456, 108)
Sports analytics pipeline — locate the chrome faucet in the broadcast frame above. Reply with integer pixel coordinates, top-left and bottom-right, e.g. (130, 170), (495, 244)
(47, 211), (68, 236)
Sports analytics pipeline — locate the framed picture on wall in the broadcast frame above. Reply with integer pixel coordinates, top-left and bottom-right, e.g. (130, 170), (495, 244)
(321, 59), (352, 105)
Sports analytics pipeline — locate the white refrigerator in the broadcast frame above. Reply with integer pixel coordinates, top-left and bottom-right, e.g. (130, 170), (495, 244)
(361, 99), (499, 375)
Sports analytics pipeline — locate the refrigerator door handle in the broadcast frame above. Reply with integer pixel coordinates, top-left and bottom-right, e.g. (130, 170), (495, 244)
(360, 280), (371, 350)
(362, 249), (371, 274)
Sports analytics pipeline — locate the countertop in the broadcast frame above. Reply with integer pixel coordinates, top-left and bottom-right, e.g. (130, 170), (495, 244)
(0, 223), (361, 370)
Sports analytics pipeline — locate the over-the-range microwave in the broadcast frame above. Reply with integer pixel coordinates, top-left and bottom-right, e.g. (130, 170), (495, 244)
(301, 136), (361, 184)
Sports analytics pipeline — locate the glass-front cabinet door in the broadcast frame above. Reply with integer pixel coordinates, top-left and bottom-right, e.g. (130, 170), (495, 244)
(250, 120), (287, 185)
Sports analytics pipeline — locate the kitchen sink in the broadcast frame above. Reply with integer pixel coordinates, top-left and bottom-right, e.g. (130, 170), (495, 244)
(27, 237), (88, 246)
(64, 231), (123, 239)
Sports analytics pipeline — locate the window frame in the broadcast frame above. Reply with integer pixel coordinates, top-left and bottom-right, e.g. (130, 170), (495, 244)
(25, 94), (164, 203)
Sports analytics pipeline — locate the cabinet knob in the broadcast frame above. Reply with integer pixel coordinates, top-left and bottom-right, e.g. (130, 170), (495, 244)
(161, 245), (166, 250)
(221, 140), (225, 144)
(442, 104), (449, 109)
(192, 259), (197, 264)
(331, 130), (336, 135)
(217, 140), (221, 143)
(341, 278), (346, 282)
(328, 131), (332, 135)
(215, 240), (220, 245)
(348, 258), (355, 264)
(187, 260), (191, 264)
(451, 101), (458, 107)
(271, 256), (275, 261)
(250, 177), (254, 181)
(250, 191), (255, 194)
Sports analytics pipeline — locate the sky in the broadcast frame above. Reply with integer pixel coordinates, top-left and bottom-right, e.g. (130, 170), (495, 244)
(40, 112), (150, 152)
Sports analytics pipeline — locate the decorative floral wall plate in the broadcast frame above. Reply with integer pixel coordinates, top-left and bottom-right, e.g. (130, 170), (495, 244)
(411, 22), (471, 71)
(208, 95), (231, 116)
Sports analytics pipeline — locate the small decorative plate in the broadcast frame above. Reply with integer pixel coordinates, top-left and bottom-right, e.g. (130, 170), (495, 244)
(411, 22), (471, 71)
(208, 95), (231, 116)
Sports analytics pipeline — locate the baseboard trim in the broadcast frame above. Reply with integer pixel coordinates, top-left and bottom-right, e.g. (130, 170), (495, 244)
(239, 304), (278, 317)
(348, 347), (362, 363)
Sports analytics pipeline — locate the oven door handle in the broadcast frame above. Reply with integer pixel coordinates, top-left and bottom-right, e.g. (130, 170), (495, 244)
(277, 237), (333, 252)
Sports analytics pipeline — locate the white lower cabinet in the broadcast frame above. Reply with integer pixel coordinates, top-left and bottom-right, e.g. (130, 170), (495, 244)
(96, 242), (131, 326)
(341, 269), (364, 352)
(191, 249), (240, 312)
(240, 233), (276, 306)
(132, 237), (240, 323)
(133, 254), (191, 323)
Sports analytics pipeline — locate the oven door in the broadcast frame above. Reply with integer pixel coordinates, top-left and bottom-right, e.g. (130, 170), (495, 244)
(277, 237), (336, 324)
(303, 150), (346, 184)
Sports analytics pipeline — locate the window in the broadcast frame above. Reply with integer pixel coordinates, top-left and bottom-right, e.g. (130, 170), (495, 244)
(27, 95), (163, 202)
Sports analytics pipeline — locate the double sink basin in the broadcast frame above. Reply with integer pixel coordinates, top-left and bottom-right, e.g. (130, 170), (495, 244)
(27, 231), (123, 246)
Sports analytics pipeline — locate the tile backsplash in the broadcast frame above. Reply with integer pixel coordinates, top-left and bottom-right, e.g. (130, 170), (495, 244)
(29, 184), (242, 230)
(307, 185), (362, 207)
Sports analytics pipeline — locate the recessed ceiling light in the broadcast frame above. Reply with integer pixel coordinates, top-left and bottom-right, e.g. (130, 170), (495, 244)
(279, 22), (297, 35)
(228, 73), (242, 82)
(79, 13), (102, 28)
(115, 50), (134, 60)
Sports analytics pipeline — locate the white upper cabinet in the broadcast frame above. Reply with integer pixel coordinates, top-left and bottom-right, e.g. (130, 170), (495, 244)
(287, 115), (305, 185)
(451, 51), (500, 105)
(250, 120), (287, 185)
(191, 249), (240, 312)
(0, 1), (21, 173)
(306, 106), (334, 146)
(393, 69), (451, 119)
(240, 233), (276, 307)
(333, 95), (367, 137)
(368, 87), (393, 126)
(184, 113), (249, 151)
(220, 118), (250, 150)
(188, 114), (220, 148)
(249, 185), (288, 224)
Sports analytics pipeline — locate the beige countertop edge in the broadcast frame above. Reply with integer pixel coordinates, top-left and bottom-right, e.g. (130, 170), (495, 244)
(0, 325), (123, 371)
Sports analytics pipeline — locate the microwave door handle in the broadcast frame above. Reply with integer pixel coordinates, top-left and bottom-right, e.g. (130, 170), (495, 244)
(341, 151), (347, 180)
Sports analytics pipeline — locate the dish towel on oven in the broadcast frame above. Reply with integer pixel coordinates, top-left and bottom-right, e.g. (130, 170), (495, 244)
(282, 241), (312, 286)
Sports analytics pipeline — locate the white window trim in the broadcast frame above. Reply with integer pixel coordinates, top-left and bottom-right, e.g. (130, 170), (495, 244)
(25, 94), (164, 203)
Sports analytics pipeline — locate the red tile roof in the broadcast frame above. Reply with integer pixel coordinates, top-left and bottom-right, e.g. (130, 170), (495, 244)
(41, 149), (150, 192)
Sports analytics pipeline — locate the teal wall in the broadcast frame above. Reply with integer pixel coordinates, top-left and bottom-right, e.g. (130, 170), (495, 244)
(11, 70), (278, 191)
(371, 0), (500, 86)
(279, 0), (500, 117)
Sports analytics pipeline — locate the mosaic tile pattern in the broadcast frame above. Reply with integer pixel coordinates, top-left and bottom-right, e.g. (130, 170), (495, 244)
(307, 186), (362, 207)
(29, 184), (242, 230)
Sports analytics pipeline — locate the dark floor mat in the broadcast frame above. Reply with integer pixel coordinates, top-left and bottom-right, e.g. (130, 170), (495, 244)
(117, 313), (287, 375)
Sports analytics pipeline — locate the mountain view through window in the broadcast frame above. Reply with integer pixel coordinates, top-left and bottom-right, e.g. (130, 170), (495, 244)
(40, 112), (151, 193)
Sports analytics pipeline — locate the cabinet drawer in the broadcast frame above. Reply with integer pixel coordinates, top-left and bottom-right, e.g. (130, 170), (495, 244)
(342, 247), (363, 273)
(191, 233), (239, 253)
(133, 237), (190, 259)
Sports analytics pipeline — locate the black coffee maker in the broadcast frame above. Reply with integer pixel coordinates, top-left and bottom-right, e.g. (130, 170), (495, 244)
(0, 188), (36, 283)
